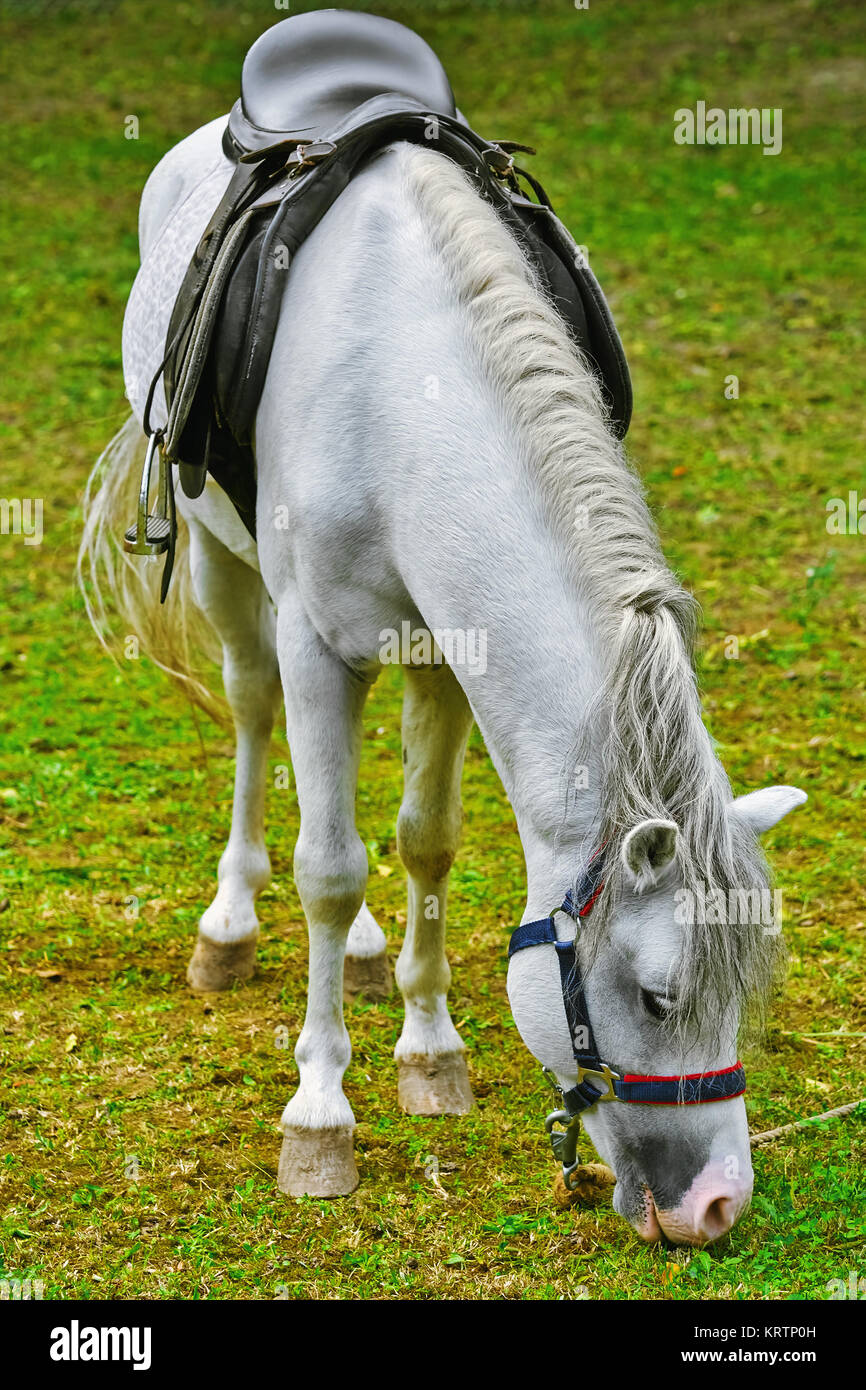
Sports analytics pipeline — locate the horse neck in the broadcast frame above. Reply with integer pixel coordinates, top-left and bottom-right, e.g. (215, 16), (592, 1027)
(354, 161), (612, 910)
(413, 484), (607, 909)
(399, 440), (608, 909)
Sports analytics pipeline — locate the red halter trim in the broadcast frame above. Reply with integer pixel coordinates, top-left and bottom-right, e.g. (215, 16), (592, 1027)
(622, 1063), (745, 1084)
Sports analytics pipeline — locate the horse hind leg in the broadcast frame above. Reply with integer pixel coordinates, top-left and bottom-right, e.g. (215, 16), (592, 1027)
(344, 902), (392, 1002)
(394, 664), (475, 1115)
(181, 515), (387, 999)
(183, 518), (281, 992)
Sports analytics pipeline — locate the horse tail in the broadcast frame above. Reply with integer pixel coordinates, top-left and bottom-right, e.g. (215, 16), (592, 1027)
(77, 413), (227, 724)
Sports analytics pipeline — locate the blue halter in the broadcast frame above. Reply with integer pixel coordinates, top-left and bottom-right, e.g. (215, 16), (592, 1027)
(508, 855), (746, 1188)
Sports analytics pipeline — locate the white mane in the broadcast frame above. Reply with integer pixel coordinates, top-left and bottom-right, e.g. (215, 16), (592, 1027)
(397, 144), (777, 1032)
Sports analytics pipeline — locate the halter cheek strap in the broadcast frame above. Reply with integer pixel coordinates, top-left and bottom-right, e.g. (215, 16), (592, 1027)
(508, 857), (746, 1116)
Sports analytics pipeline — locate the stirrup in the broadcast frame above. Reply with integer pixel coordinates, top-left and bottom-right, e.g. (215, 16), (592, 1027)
(124, 431), (171, 555)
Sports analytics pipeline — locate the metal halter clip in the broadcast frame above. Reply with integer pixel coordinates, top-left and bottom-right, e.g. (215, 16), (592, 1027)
(123, 430), (171, 555)
(542, 1067), (582, 1191)
(544, 1107), (583, 1191)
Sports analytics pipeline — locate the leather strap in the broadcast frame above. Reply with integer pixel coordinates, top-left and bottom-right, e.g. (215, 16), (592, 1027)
(614, 1066), (746, 1106)
(143, 92), (633, 590)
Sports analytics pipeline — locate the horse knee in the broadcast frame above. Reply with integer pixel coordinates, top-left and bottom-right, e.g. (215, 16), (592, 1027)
(397, 802), (461, 883)
(294, 833), (368, 929)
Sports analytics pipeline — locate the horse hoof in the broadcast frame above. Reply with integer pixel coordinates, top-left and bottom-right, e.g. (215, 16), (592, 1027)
(343, 951), (392, 1002)
(277, 1125), (359, 1198)
(186, 933), (257, 993)
(398, 1052), (474, 1116)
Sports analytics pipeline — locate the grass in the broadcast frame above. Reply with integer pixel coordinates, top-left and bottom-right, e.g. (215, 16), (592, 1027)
(1, 0), (864, 1300)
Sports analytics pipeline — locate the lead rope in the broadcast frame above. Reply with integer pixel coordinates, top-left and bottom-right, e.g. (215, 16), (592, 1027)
(749, 1097), (865, 1147)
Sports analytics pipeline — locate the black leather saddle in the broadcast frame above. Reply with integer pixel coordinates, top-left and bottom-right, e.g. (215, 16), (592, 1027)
(135, 10), (632, 598)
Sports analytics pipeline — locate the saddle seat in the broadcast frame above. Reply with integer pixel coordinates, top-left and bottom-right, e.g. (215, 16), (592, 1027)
(227, 9), (457, 155)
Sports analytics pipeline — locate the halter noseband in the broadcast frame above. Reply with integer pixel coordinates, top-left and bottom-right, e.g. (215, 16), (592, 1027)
(508, 854), (746, 1190)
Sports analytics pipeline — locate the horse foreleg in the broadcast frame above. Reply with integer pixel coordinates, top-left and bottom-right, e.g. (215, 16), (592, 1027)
(275, 593), (369, 1197)
(395, 664), (475, 1115)
(184, 519), (282, 992)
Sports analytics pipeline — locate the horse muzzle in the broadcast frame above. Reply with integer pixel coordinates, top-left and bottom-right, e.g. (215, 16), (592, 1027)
(625, 1160), (754, 1246)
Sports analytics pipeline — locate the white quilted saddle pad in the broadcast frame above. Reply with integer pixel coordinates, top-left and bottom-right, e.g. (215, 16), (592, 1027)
(122, 116), (234, 431)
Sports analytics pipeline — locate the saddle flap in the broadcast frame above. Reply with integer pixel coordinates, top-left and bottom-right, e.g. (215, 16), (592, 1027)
(509, 198), (632, 438)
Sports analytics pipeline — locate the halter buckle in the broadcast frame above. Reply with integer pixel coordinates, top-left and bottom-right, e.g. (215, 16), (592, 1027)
(576, 1062), (620, 1102)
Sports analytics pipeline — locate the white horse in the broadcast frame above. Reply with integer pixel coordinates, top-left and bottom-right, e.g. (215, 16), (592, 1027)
(80, 115), (806, 1245)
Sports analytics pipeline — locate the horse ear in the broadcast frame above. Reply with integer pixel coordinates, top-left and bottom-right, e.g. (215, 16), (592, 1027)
(729, 785), (807, 834)
(620, 819), (679, 893)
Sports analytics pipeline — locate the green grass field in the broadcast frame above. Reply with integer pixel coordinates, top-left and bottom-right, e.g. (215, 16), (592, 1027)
(1, 0), (864, 1300)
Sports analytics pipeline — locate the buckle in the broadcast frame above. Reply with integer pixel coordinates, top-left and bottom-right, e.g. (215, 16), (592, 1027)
(286, 140), (337, 177)
(576, 1063), (620, 1102)
(483, 141), (538, 180)
(483, 145), (515, 178)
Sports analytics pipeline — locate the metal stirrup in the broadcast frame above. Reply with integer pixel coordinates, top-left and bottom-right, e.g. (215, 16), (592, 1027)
(124, 431), (171, 555)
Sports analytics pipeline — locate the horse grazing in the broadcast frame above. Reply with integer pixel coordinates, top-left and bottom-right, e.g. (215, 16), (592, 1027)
(80, 112), (805, 1246)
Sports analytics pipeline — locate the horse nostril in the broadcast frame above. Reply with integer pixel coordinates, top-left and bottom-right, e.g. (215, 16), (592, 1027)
(654, 1163), (752, 1246)
(697, 1194), (737, 1243)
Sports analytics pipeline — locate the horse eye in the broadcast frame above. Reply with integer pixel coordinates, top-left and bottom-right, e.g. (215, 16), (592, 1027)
(641, 988), (673, 1021)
